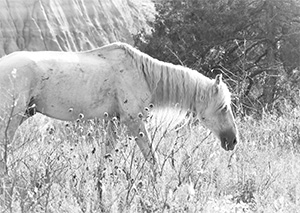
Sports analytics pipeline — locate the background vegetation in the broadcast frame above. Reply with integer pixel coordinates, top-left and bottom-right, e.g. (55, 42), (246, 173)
(1, 0), (300, 212)
(135, 0), (300, 116)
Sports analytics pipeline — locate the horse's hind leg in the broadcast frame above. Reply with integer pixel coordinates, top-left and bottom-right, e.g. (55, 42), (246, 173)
(0, 95), (28, 210)
(0, 94), (29, 175)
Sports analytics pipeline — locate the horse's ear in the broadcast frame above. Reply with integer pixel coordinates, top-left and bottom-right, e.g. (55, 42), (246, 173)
(213, 74), (222, 94)
(215, 74), (222, 85)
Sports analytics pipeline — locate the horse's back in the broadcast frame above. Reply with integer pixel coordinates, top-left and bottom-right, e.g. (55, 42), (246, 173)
(0, 45), (152, 122)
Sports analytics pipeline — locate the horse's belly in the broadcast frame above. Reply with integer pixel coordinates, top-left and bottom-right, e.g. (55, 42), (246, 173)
(33, 66), (118, 121)
(35, 98), (117, 121)
(35, 87), (117, 121)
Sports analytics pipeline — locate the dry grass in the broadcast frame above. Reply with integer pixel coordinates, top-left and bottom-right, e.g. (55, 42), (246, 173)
(1, 110), (300, 213)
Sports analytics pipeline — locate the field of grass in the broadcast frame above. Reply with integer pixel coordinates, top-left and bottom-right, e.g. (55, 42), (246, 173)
(1, 109), (300, 213)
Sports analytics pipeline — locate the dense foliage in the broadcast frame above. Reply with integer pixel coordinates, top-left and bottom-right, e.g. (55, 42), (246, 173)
(134, 0), (300, 116)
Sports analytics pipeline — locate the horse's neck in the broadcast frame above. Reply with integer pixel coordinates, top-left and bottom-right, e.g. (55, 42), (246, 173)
(151, 64), (208, 113)
(125, 46), (213, 113)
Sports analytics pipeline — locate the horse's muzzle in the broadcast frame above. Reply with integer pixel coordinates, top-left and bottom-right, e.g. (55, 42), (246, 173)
(220, 130), (237, 151)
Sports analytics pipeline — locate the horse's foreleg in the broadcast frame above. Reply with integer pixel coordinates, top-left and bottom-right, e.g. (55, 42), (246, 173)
(124, 119), (157, 169)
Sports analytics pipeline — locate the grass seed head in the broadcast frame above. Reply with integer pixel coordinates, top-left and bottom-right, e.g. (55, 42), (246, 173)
(138, 112), (143, 118)
(79, 113), (84, 119)
(139, 132), (145, 137)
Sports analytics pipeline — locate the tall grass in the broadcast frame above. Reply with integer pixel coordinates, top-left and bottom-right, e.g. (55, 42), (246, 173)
(1, 109), (300, 212)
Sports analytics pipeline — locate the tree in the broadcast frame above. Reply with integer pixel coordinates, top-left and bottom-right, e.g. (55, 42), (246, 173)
(134, 0), (300, 115)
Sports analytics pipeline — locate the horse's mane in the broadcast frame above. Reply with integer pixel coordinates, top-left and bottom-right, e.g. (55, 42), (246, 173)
(99, 42), (231, 123)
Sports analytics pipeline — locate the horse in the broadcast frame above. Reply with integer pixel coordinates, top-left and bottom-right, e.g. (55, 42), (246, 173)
(0, 42), (238, 173)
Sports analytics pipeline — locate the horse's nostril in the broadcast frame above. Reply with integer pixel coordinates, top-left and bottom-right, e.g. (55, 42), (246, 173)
(233, 138), (237, 146)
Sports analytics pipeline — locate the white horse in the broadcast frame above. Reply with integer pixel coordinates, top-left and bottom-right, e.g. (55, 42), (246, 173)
(0, 42), (238, 173)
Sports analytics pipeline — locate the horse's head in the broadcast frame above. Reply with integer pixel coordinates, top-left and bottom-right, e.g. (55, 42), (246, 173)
(196, 74), (238, 151)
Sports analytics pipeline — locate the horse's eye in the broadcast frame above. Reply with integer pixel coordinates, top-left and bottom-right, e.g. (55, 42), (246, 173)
(221, 105), (228, 113)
